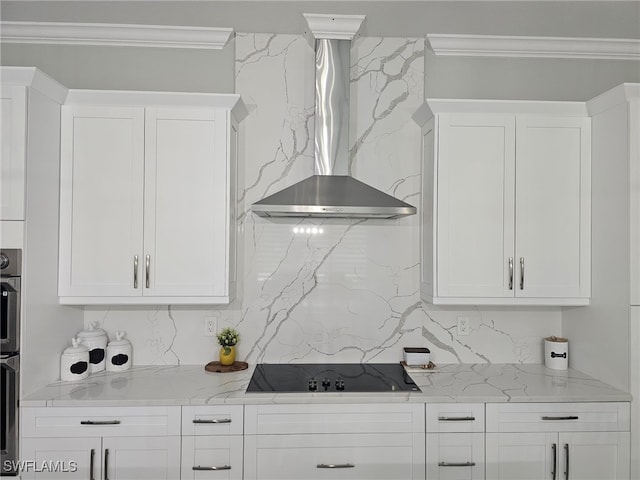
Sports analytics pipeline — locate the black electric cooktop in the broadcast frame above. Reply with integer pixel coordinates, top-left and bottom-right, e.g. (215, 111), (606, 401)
(246, 363), (421, 393)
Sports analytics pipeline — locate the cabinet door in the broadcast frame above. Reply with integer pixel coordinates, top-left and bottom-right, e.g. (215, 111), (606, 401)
(436, 114), (516, 298)
(59, 105), (145, 297)
(244, 433), (424, 480)
(515, 116), (590, 298)
(0, 86), (27, 220)
(181, 436), (243, 479)
(559, 432), (630, 480)
(20, 437), (102, 479)
(102, 436), (180, 480)
(143, 108), (228, 297)
(426, 432), (484, 479)
(486, 432), (557, 480)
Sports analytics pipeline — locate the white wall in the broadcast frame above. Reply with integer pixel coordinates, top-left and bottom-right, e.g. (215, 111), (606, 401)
(20, 86), (84, 396)
(84, 35), (562, 366)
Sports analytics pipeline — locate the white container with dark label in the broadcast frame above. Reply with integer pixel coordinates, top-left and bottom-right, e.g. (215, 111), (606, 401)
(544, 336), (569, 370)
(106, 331), (132, 372)
(77, 321), (108, 373)
(60, 338), (90, 381)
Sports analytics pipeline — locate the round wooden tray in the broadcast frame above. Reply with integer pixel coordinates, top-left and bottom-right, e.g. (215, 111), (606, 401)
(204, 361), (249, 373)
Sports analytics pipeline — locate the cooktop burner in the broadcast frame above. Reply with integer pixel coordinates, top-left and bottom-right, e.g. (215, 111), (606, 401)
(246, 363), (421, 393)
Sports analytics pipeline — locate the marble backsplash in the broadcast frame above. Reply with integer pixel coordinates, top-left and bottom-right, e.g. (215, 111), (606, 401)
(84, 34), (561, 366)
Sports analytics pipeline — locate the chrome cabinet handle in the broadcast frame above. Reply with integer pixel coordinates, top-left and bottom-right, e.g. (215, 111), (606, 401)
(508, 257), (514, 290)
(104, 448), (109, 480)
(438, 462), (476, 467)
(542, 416), (579, 421)
(552, 443), (557, 480)
(192, 418), (232, 424)
(438, 416), (476, 422)
(133, 255), (139, 289)
(80, 420), (121, 425)
(564, 444), (569, 480)
(89, 449), (95, 480)
(192, 465), (231, 471)
(520, 257), (525, 290)
(145, 254), (150, 288)
(317, 464), (355, 469)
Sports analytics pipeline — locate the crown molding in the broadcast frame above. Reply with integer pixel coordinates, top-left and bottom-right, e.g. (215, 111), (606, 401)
(427, 34), (640, 60)
(303, 13), (366, 40)
(0, 21), (234, 50)
(0, 66), (68, 103)
(587, 83), (640, 115)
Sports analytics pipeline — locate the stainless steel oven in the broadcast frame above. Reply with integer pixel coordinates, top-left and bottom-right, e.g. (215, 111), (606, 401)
(1, 249), (21, 477)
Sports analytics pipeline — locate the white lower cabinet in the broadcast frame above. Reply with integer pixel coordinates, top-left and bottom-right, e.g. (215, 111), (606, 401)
(20, 406), (181, 479)
(485, 403), (631, 480)
(245, 433), (422, 480)
(243, 403), (425, 480)
(181, 406), (244, 480)
(21, 436), (180, 479)
(426, 403), (485, 480)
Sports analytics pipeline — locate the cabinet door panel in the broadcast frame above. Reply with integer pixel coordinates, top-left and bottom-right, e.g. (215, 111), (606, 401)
(0, 86), (26, 220)
(437, 114), (515, 298)
(486, 432), (556, 480)
(20, 437), (102, 479)
(559, 432), (630, 480)
(102, 436), (180, 480)
(181, 436), (243, 479)
(244, 433), (423, 480)
(144, 108), (228, 297)
(515, 116), (590, 298)
(59, 106), (145, 297)
(426, 432), (484, 480)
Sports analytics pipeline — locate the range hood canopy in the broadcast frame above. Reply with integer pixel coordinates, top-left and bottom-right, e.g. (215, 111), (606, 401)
(251, 14), (416, 219)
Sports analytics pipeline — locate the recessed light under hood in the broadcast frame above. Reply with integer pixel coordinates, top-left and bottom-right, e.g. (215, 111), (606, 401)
(251, 14), (416, 220)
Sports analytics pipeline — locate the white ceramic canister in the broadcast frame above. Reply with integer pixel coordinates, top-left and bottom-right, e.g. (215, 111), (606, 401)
(77, 321), (108, 373)
(106, 331), (132, 372)
(544, 336), (569, 370)
(60, 338), (90, 381)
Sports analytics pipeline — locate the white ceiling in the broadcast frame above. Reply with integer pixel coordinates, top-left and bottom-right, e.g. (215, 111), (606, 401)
(1, 1), (639, 39)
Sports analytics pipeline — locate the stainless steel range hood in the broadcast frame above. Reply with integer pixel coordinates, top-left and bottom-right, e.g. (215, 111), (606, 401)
(251, 18), (416, 219)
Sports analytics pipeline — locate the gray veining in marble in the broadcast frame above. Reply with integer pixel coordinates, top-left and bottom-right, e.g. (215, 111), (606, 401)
(21, 364), (631, 407)
(83, 34), (562, 368)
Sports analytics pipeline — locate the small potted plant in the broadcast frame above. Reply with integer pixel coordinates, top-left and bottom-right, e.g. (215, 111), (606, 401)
(217, 327), (239, 366)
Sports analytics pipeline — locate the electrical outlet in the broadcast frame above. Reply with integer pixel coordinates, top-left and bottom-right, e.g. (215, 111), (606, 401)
(457, 316), (470, 336)
(204, 317), (217, 337)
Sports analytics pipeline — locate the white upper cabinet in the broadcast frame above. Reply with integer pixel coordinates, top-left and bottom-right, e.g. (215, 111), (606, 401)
(58, 90), (246, 305)
(417, 100), (591, 306)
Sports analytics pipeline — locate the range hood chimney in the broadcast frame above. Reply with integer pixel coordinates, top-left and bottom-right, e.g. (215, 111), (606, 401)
(251, 14), (416, 219)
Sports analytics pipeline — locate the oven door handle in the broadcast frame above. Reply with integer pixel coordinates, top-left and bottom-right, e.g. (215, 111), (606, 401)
(1, 282), (20, 350)
(0, 354), (19, 475)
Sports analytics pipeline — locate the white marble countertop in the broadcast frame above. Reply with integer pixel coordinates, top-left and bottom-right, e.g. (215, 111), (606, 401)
(21, 363), (631, 407)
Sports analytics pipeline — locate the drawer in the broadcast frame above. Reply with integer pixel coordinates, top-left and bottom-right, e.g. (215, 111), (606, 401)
(486, 402), (630, 432)
(244, 433), (424, 480)
(426, 432), (485, 480)
(426, 403), (484, 433)
(21, 406), (181, 438)
(244, 403), (424, 435)
(182, 406), (244, 435)
(181, 436), (243, 480)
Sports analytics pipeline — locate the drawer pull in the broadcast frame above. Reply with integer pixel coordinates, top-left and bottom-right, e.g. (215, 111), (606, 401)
(80, 420), (121, 425)
(438, 462), (476, 467)
(438, 416), (476, 421)
(317, 463), (355, 469)
(192, 418), (232, 424)
(192, 465), (231, 471)
(541, 416), (579, 421)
